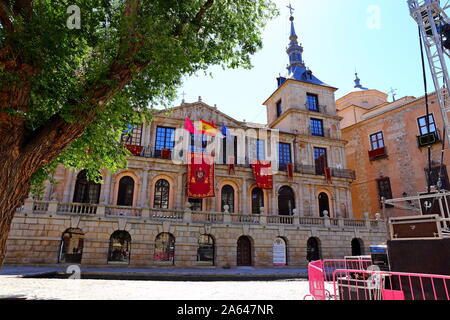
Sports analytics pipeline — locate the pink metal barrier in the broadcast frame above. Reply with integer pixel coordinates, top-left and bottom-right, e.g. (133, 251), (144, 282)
(304, 259), (372, 300)
(332, 269), (450, 301)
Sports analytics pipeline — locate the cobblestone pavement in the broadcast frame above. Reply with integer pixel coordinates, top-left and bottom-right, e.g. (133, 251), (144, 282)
(0, 277), (311, 300)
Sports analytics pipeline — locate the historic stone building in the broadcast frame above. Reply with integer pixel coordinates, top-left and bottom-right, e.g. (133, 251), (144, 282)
(338, 74), (450, 219)
(4, 15), (386, 269)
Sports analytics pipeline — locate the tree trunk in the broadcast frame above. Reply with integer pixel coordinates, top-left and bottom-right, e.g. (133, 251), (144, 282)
(0, 152), (35, 268)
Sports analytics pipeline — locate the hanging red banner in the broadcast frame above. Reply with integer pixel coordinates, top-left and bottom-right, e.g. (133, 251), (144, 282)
(251, 160), (273, 189)
(124, 144), (143, 156)
(187, 152), (215, 198)
(325, 167), (332, 184)
(287, 163), (294, 180)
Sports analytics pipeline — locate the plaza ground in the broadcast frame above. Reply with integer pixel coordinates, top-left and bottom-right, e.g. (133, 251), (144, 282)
(0, 266), (315, 300)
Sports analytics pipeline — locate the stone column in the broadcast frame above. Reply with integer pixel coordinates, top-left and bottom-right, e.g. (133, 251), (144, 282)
(140, 170), (149, 207)
(63, 169), (75, 202)
(242, 179), (248, 213)
(176, 174), (184, 210)
(271, 189), (278, 215)
(101, 172), (112, 205)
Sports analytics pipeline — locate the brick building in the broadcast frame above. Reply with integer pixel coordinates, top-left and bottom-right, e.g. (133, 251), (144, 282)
(4, 15), (386, 269)
(338, 74), (449, 219)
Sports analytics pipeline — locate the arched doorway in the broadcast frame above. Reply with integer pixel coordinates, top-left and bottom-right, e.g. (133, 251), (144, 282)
(154, 233), (175, 265)
(306, 237), (321, 262)
(108, 231), (132, 264)
(197, 235), (215, 266)
(318, 192), (330, 217)
(278, 186), (295, 216)
(351, 238), (364, 256)
(59, 228), (85, 264)
(237, 236), (252, 266)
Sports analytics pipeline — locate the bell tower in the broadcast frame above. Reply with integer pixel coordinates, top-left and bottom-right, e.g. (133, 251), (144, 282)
(263, 8), (339, 133)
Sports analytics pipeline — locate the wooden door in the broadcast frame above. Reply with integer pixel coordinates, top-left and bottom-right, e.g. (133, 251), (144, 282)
(237, 236), (252, 266)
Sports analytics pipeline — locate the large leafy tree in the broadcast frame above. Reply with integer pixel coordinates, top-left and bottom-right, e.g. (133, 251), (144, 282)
(0, 0), (277, 266)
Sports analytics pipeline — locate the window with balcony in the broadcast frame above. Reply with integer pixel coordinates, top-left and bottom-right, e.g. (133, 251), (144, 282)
(417, 114), (439, 147)
(252, 188), (264, 214)
(278, 143), (292, 171)
(153, 179), (170, 209)
(369, 132), (387, 160)
(256, 139), (265, 161)
(117, 176), (135, 207)
(222, 136), (237, 165)
(418, 114), (437, 135)
(310, 118), (324, 137)
(73, 170), (101, 204)
(121, 124), (143, 146)
(154, 126), (175, 158)
(189, 198), (203, 211)
(278, 186), (295, 216)
(190, 133), (209, 153)
(221, 185), (235, 213)
(307, 94), (319, 112)
(314, 147), (328, 175)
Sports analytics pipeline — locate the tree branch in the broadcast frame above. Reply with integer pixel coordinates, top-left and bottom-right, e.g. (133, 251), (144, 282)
(174, 0), (214, 36)
(0, 1), (14, 32)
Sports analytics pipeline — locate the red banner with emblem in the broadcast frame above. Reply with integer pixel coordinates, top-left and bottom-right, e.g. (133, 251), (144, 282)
(251, 160), (273, 189)
(187, 153), (215, 198)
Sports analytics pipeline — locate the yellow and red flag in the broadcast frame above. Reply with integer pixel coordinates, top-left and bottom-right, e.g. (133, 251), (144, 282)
(200, 120), (217, 137)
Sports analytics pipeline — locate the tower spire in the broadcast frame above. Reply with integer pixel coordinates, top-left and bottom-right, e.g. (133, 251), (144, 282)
(286, 4), (305, 76)
(277, 3), (328, 87)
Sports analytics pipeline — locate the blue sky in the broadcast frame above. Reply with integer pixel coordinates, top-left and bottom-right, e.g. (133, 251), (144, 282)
(173, 0), (429, 124)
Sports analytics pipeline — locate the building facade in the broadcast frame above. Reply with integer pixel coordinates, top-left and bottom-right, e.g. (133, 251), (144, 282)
(338, 75), (450, 219)
(4, 16), (386, 269)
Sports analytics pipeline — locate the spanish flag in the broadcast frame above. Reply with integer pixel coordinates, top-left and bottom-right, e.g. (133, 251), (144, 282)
(200, 120), (217, 137)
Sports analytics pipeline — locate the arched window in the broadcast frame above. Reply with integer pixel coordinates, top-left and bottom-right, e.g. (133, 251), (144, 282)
(251, 188), (264, 214)
(59, 228), (85, 264)
(278, 186), (296, 216)
(318, 192), (330, 217)
(221, 185), (235, 213)
(108, 231), (132, 264)
(73, 170), (101, 204)
(154, 233), (175, 264)
(197, 235), (215, 265)
(307, 237), (321, 262)
(154, 179), (170, 209)
(351, 238), (364, 256)
(117, 176), (135, 206)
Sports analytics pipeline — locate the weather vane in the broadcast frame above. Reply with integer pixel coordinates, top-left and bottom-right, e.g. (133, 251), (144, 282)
(287, 2), (295, 17)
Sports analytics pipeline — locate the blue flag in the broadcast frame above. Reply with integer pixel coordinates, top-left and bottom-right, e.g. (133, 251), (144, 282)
(222, 123), (231, 137)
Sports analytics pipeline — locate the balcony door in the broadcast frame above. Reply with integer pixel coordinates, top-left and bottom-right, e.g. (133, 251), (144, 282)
(314, 147), (328, 175)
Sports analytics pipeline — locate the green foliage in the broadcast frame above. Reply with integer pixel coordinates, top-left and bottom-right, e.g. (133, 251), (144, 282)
(1, 0), (278, 192)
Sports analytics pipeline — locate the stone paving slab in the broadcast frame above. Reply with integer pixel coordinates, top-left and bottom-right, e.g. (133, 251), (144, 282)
(0, 278), (316, 300)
